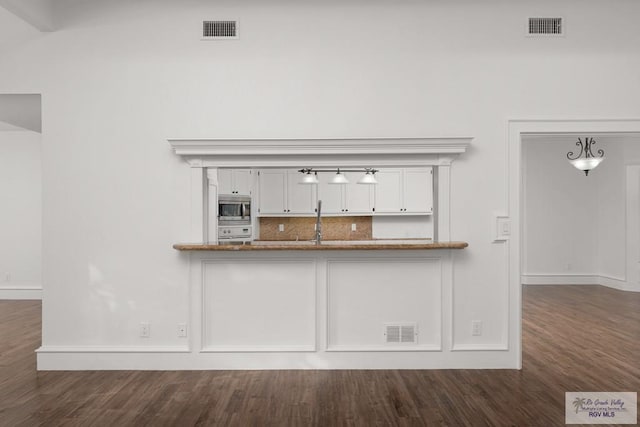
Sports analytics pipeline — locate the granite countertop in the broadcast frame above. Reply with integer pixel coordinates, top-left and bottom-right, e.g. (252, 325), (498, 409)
(173, 239), (468, 251)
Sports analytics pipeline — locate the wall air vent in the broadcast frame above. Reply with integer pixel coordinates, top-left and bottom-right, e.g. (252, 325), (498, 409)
(384, 323), (417, 344)
(528, 17), (563, 36)
(202, 21), (238, 40)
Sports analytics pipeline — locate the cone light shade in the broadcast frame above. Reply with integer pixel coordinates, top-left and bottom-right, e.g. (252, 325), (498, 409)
(329, 171), (349, 184)
(300, 172), (319, 184)
(357, 171), (378, 184)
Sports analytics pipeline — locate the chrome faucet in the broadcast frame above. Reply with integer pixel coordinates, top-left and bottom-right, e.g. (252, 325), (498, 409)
(315, 199), (322, 245)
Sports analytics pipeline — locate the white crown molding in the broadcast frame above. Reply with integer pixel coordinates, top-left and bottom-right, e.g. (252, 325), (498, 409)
(168, 137), (472, 159)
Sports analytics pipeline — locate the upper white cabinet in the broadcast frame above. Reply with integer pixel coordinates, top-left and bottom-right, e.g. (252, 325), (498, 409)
(374, 167), (433, 214)
(218, 169), (252, 195)
(317, 172), (374, 215)
(257, 170), (317, 216)
(258, 168), (432, 216)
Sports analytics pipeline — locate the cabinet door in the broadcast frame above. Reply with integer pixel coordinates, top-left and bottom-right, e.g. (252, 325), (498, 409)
(217, 169), (234, 195)
(258, 170), (287, 214)
(344, 172), (374, 214)
(233, 170), (252, 195)
(403, 168), (433, 214)
(317, 174), (343, 214)
(374, 169), (403, 213)
(287, 171), (317, 214)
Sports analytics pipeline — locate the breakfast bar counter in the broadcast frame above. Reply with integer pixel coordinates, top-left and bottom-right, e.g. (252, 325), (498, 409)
(173, 240), (468, 251)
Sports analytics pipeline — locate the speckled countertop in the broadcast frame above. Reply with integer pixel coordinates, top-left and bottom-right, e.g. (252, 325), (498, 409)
(173, 239), (468, 251)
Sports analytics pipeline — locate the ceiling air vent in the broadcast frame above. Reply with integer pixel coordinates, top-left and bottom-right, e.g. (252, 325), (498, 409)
(528, 17), (563, 36)
(384, 323), (417, 344)
(202, 20), (238, 40)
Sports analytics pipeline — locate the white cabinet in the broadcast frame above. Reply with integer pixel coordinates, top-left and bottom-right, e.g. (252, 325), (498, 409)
(317, 172), (374, 215)
(258, 168), (432, 217)
(218, 169), (252, 195)
(257, 170), (317, 216)
(374, 168), (433, 214)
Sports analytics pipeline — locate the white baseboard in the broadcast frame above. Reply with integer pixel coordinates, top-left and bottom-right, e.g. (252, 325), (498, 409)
(522, 274), (639, 292)
(35, 346), (519, 370)
(0, 284), (42, 300)
(521, 274), (599, 285)
(599, 275), (640, 292)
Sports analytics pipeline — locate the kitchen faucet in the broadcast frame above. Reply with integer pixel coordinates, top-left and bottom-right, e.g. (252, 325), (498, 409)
(315, 199), (322, 245)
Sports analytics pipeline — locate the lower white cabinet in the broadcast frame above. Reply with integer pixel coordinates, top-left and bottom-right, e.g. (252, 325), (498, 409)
(374, 168), (433, 215)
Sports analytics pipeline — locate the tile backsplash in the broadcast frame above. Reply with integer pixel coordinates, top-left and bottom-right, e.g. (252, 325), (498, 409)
(259, 216), (372, 241)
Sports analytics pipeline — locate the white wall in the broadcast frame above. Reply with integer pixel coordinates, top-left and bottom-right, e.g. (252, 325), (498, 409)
(596, 138), (626, 282)
(0, 0), (638, 368)
(0, 130), (42, 298)
(522, 136), (600, 277)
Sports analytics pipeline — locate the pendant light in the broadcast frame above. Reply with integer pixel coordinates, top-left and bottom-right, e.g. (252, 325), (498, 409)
(329, 169), (349, 184)
(299, 170), (319, 184)
(298, 168), (378, 184)
(567, 137), (604, 176)
(357, 169), (378, 184)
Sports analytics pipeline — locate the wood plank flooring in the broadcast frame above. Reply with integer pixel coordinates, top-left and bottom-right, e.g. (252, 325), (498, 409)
(1, 285), (638, 426)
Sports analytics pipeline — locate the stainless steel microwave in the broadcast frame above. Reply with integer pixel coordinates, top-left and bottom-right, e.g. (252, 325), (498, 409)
(218, 195), (251, 226)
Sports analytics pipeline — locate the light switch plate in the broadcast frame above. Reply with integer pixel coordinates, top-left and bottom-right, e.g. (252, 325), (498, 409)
(493, 214), (511, 242)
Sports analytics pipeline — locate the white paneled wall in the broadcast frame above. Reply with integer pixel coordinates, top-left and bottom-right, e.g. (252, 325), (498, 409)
(203, 259), (316, 352)
(326, 258), (441, 351)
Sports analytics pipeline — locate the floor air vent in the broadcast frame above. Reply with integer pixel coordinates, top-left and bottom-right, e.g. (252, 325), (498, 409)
(202, 21), (238, 39)
(528, 17), (563, 36)
(384, 323), (417, 344)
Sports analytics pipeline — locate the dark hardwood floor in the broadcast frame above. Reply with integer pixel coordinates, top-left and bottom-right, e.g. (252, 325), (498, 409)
(1, 285), (638, 426)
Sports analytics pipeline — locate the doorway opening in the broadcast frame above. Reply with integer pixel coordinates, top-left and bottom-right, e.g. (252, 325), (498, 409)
(508, 119), (640, 369)
(0, 93), (42, 300)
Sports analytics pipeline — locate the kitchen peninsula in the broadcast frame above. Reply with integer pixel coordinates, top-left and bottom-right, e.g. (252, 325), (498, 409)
(168, 137), (480, 369)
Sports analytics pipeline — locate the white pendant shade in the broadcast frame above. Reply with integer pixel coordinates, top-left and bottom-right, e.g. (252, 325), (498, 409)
(357, 171), (378, 184)
(569, 157), (604, 172)
(300, 172), (319, 184)
(329, 171), (349, 184)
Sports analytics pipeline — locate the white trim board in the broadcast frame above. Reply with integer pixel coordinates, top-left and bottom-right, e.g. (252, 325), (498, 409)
(522, 274), (638, 292)
(36, 348), (517, 371)
(0, 285), (42, 300)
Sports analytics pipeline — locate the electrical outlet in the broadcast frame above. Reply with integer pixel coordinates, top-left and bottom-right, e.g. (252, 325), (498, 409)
(351, 223), (357, 232)
(278, 224), (284, 232)
(471, 320), (482, 336)
(140, 322), (150, 338)
(177, 323), (188, 337)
